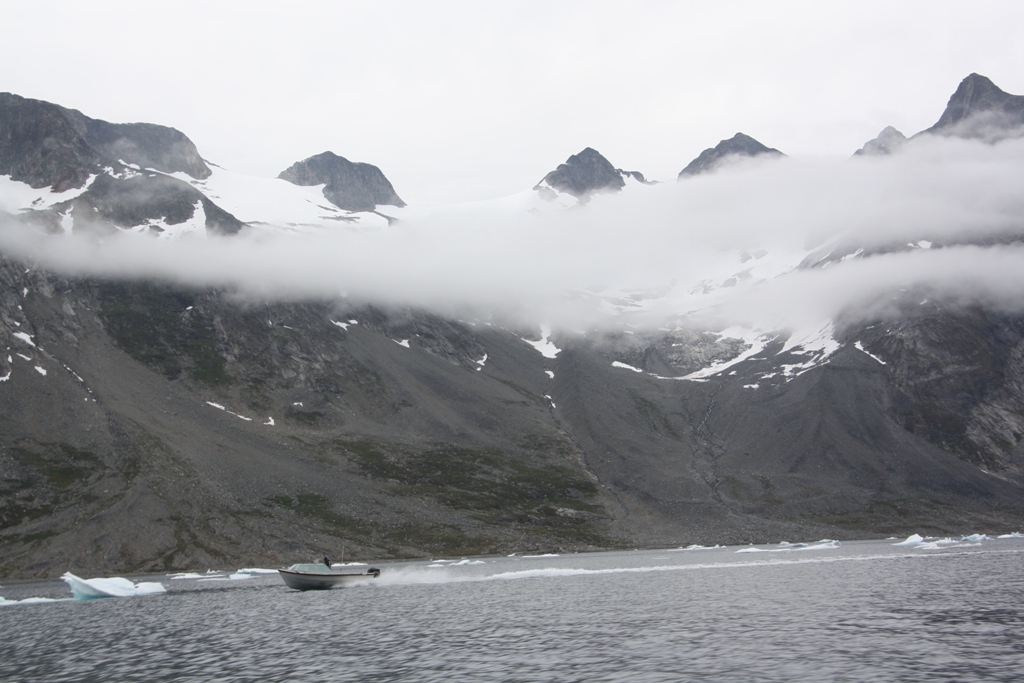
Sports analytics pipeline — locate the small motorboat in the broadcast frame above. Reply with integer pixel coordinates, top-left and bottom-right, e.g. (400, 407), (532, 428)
(278, 563), (381, 590)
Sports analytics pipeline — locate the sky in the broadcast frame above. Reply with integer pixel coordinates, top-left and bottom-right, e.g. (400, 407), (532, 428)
(4, 1), (1024, 207)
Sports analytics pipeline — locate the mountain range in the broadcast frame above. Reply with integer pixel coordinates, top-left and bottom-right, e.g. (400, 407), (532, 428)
(1, 73), (1023, 579)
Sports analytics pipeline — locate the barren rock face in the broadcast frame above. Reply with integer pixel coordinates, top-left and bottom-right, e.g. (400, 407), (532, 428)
(0, 93), (210, 192)
(678, 133), (784, 178)
(534, 147), (626, 198)
(278, 151), (405, 212)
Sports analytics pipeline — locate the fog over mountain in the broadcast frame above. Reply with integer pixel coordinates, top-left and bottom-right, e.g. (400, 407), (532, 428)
(4, 73), (1024, 579)
(3, 131), (1023, 333)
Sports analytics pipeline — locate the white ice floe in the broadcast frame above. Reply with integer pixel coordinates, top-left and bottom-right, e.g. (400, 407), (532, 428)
(521, 324), (560, 359)
(612, 361), (643, 373)
(893, 534), (924, 546)
(735, 539), (840, 553)
(854, 341), (887, 365)
(61, 572), (166, 599)
(0, 595), (65, 606)
(997, 532), (1023, 539)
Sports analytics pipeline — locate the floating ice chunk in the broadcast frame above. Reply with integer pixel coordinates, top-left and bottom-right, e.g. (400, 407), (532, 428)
(962, 534), (990, 542)
(997, 532), (1023, 539)
(168, 573), (205, 580)
(612, 361), (643, 373)
(522, 553), (559, 558)
(0, 595), (66, 606)
(736, 539), (838, 553)
(893, 534), (924, 547)
(61, 572), (166, 599)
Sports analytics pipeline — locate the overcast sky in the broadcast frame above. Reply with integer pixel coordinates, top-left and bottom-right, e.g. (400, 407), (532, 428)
(5, 1), (1024, 206)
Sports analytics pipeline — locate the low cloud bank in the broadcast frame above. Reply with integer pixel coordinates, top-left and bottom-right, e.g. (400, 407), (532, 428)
(2, 133), (1024, 332)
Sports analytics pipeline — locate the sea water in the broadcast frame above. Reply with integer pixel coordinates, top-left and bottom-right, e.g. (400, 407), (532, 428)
(1, 536), (1023, 682)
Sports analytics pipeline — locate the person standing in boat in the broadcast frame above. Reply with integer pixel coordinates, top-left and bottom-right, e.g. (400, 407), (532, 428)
(323, 556), (331, 568)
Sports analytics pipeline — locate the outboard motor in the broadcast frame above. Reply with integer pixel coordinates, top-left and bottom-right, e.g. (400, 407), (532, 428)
(368, 567), (381, 578)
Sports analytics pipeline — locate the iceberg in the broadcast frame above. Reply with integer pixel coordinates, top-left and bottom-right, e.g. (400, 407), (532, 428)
(61, 572), (166, 599)
(893, 534), (924, 547)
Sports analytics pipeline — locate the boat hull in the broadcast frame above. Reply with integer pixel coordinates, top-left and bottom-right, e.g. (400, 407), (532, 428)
(278, 568), (379, 590)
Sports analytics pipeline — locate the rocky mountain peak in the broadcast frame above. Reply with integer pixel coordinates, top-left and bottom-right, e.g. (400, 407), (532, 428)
(677, 133), (784, 179)
(534, 147), (626, 198)
(277, 151), (405, 212)
(922, 73), (1024, 137)
(853, 126), (907, 157)
(0, 93), (210, 192)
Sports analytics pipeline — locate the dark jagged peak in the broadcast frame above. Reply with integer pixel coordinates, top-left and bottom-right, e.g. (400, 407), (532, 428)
(853, 126), (907, 157)
(0, 92), (210, 192)
(278, 151), (405, 212)
(921, 73), (1024, 139)
(534, 147), (626, 199)
(677, 133), (784, 179)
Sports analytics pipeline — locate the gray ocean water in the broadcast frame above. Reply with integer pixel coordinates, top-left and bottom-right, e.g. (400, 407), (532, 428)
(2, 537), (1023, 682)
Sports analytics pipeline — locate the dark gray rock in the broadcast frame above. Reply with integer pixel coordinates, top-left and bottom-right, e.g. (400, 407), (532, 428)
(49, 172), (244, 236)
(535, 147), (626, 198)
(920, 73), (1024, 139)
(0, 92), (210, 191)
(278, 151), (405, 212)
(678, 133), (784, 178)
(853, 126), (907, 156)
(3, 250), (1024, 580)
